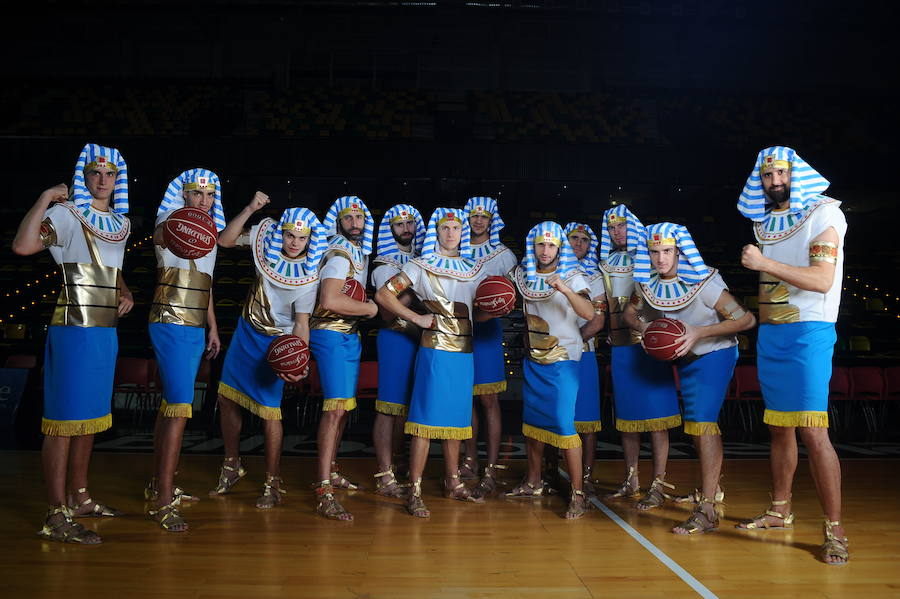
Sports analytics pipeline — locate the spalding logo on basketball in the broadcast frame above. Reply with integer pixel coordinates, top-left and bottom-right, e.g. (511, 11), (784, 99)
(475, 276), (517, 316)
(266, 335), (311, 378)
(643, 317), (686, 362)
(163, 207), (217, 259)
(341, 278), (367, 302)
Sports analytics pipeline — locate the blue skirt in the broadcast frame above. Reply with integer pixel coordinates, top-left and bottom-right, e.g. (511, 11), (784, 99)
(149, 322), (205, 418)
(574, 351), (601, 433)
(309, 328), (361, 411)
(42, 326), (118, 436)
(758, 322), (836, 428)
(375, 328), (417, 416)
(611, 344), (681, 432)
(219, 318), (284, 420)
(405, 347), (474, 439)
(472, 318), (506, 394)
(522, 359), (581, 449)
(677, 346), (738, 435)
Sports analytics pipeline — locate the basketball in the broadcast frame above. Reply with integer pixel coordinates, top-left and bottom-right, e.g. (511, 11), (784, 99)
(162, 207), (217, 259)
(266, 335), (311, 378)
(341, 277), (367, 302)
(475, 276), (517, 316)
(642, 317), (686, 361)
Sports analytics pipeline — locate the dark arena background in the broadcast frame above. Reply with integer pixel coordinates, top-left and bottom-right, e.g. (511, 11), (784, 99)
(1, 1), (898, 597)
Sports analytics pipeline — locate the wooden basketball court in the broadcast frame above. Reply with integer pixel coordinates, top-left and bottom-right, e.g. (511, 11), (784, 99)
(1, 452), (897, 598)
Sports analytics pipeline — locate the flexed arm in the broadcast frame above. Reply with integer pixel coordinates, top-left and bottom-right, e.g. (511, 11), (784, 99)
(741, 227), (839, 294)
(218, 191), (270, 248)
(12, 184), (68, 256)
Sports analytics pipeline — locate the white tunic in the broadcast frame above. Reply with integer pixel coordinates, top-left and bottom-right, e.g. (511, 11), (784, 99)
(470, 242), (517, 278)
(155, 210), (218, 276)
(371, 248), (413, 289)
(577, 270), (605, 351)
(755, 200), (846, 323)
(515, 267), (590, 362)
(402, 257), (480, 313)
(45, 203), (129, 268)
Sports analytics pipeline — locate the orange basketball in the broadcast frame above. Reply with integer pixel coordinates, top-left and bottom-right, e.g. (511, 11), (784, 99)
(163, 207), (217, 259)
(266, 335), (311, 378)
(643, 318), (686, 362)
(475, 276), (517, 316)
(341, 277), (367, 302)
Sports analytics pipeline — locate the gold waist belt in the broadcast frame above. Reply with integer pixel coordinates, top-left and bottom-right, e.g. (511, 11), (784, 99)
(421, 330), (472, 353)
(528, 346), (570, 365)
(758, 272), (799, 324)
(149, 267), (212, 327)
(389, 317), (422, 338)
(311, 310), (361, 334)
(420, 299), (472, 352)
(51, 263), (120, 327)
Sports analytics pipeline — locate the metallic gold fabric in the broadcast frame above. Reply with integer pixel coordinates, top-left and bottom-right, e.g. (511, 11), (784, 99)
(389, 316), (422, 337)
(40, 218), (57, 248)
(385, 271), (413, 296)
(418, 271), (472, 352)
(242, 276), (283, 336)
(523, 313), (570, 363)
(758, 272), (799, 324)
(809, 241), (838, 264)
(51, 263), (120, 327)
(716, 299), (748, 322)
(149, 266), (212, 327)
(607, 295), (642, 346)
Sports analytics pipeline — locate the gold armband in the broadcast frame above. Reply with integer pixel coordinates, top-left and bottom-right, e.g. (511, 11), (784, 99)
(809, 241), (838, 264)
(717, 299), (748, 321)
(385, 271), (413, 297)
(593, 299), (608, 315)
(40, 218), (57, 248)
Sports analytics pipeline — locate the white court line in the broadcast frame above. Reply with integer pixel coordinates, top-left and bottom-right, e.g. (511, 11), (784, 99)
(558, 468), (719, 599)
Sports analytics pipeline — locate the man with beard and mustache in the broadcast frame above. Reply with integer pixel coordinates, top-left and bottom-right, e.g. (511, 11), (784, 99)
(735, 147), (849, 565)
(459, 196), (517, 500)
(370, 204), (426, 497)
(310, 196), (379, 521)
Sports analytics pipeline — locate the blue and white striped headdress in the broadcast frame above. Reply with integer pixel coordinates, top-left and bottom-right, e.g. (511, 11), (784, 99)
(376, 204), (426, 258)
(521, 221), (578, 286)
(421, 207), (471, 258)
(71, 143), (128, 213)
(464, 196), (505, 248)
(738, 146), (830, 222)
(321, 196), (374, 256)
(634, 223), (710, 285)
(262, 207), (327, 273)
(158, 168), (226, 231)
(599, 204), (645, 261)
(564, 221), (600, 275)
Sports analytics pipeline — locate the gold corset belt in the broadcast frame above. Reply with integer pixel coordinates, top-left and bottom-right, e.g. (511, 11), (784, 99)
(52, 262), (121, 327)
(149, 266), (212, 327)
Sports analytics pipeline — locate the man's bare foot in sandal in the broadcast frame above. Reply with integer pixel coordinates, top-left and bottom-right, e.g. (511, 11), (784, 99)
(472, 463), (507, 500)
(673, 495), (723, 535)
(329, 463), (360, 490)
(148, 499), (188, 532)
(821, 519), (849, 565)
(38, 506), (102, 544)
(565, 489), (588, 520)
(374, 465), (408, 498)
(256, 475), (286, 509)
(444, 472), (484, 503)
(210, 457), (246, 496)
(458, 455), (478, 481)
(406, 478), (430, 518)
(67, 488), (123, 517)
(635, 475), (674, 511)
(314, 481), (353, 521)
(604, 466), (640, 501)
(735, 494), (794, 530)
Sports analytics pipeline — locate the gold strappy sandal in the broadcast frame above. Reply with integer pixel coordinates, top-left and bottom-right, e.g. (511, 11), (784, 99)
(605, 466), (640, 500)
(148, 499), (188, 532)
(635, 475), (675, 510)
(565, 489), (589, 520)
(406, 478), (430, 518)
(736, 494), (794, 530)
(821, 519), (849, 565)
(256, 475), (286, 509)
(673, 493), (725, 535)
(315, 480), (353, 521)
(210, 457), (247, 496)
(472, 463), (508, 500)
(445, 472), (484, 503)
(37, 505), (102, 544)
(373, 465), (408, 498)
(67, 488), (123, 517)
(144, 476), (199, 504)
(505, 478), (553, 498)
(458, 455), (478, 480)
(329, 463), (360, 490)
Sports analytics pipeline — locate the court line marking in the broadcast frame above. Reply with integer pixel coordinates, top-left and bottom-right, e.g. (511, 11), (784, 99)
(558, 468), (719, 599)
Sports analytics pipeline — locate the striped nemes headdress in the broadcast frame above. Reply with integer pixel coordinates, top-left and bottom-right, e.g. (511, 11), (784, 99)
(464, 196), (505, 248)
(262, 207), (327, 273)
(564, 221), (600, 276)
(634, 222), (710, 285)
(421, 207), (471, 257)
(738, 146), (830, 222)
(521, 221), (578, 286)
(599, 204), (645, 261)
(157, 168), (226, 231)
(71, 143), (129, 213)
(321, 196), (374, 256)
(376, 204), (426, 258)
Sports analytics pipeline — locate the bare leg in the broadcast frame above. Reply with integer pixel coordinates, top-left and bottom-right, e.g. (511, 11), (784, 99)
(460, 406), (479, 478)
(156, 416), (187, 507)
(605, 431), (641, 499)
(373, 413), (395, 474)
(317, 409), (345, 482)
(263, 419), (283, 478)
(217, 394), (243, 460)
(68, 434), (98, 514)
(736, 424), (797, 529)
(581, 432), (597, 476)
(649, 429), (669, 478)
(42, 435), (71, 506)
(672, 433), (722, 534)
(799, 427), (847, 563)
(405, 435), (431, 517)
(525, 437), (544, 487)
(479, 393), (502, 467)
(442, 439), (462, 480)
(563, 445), (583, 492)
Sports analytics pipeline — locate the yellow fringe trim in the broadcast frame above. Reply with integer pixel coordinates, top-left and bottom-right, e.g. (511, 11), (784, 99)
(41, 414), (111, 437)
(404, 421), (472, 440)
(763, 409), (828, 428)
(322, 397), (357, 412)
(473, 380), (507, 395)
(375, 400), (408, 416)
(159, 400), (192, 419)
(218, 382), (282, 421)
(522, 423), (582, 449)
(615, 414), (682, 433)
(575, 421), (602, 433)
(684, 421), (721, 436)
